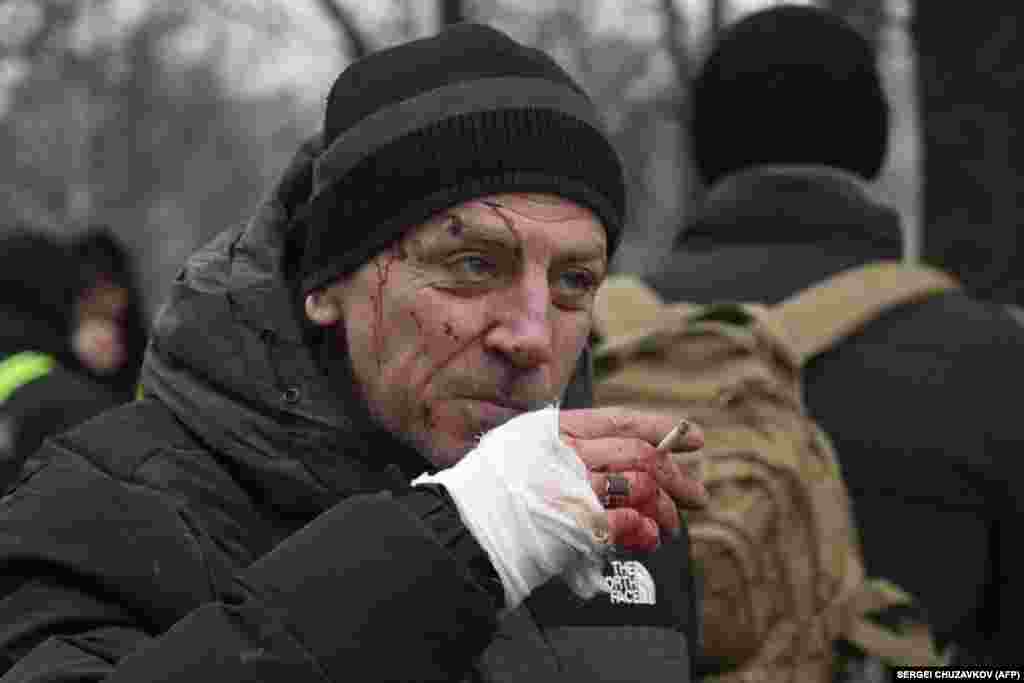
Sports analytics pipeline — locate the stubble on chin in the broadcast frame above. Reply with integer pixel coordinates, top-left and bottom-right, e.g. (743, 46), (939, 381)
(357, 392), (471, 470)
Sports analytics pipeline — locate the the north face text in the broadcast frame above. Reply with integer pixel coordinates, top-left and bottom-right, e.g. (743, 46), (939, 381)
(605, 560), (656, 605)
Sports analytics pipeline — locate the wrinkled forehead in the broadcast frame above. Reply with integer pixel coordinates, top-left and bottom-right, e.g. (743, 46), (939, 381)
(473, 193), (596, 222)
(412, 193), (607, 251)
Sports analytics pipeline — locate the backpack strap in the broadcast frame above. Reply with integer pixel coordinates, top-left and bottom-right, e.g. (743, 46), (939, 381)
(0, 351), (56, 404)
(594, 275), (669, 341)
(773, 261), (961, 362)
(594, 263), (960, 364)
(593, 275), (704, 340)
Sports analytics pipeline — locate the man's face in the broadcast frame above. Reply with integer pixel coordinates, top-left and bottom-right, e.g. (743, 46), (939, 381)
(310, 193), (608, 468)
(73, 280), (129, 375)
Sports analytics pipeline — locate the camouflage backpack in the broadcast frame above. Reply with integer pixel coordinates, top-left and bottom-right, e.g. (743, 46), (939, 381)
(592, 261), (954, 682)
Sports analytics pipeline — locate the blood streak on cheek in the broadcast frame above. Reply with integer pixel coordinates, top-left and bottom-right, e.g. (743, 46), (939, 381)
(371, 252), (400, 373)
(422, 403), (437, 431)
(368, 293), (381, 371)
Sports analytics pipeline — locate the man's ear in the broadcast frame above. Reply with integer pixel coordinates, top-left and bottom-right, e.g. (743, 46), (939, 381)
(305, 289), (342, 326)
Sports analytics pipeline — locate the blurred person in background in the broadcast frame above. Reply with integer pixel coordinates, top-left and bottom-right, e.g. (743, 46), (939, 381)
(68, 226), (149, 402)
(645, 4), (1023, 665)
(0, 227), (120, 490)
(0, 24), (708, 682)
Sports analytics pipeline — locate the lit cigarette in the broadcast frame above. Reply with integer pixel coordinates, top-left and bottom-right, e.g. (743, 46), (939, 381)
(656, 419), (703, 476)
(656, 419), (691, 453)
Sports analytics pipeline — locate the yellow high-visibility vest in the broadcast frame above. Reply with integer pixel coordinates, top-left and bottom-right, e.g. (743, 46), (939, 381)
(0, 351), (55, 405)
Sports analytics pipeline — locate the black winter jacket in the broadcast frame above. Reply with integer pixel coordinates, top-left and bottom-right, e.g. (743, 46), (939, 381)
(0, 139), (699, 682)
(647, 165), (1024, 665)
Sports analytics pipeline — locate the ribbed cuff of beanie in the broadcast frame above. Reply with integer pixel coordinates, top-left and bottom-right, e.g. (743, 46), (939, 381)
(297, 104), (624, 293)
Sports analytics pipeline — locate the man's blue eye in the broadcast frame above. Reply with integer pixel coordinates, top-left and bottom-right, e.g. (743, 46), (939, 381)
(451, 254), (497, 280)
(558, 269), (597, 293)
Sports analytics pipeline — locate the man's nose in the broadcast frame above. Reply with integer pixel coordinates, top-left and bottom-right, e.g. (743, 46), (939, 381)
(483, 273), (554, 369)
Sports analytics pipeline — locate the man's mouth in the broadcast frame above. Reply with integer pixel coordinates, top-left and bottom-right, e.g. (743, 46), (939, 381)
(460, 396), (538, 432)
(473, 396), (536, 410)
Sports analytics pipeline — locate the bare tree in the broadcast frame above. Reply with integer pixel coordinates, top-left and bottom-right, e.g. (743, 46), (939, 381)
(659, 0), (693, 85)
(312, 0), (372, 59)
(1, 2), (310, 310)
(0, 0), (113, 228)
(192, 0), (373, 59)
(657, 0), (701, 214)
(709, 0), (728, 41)
(190, 0), (291, 40)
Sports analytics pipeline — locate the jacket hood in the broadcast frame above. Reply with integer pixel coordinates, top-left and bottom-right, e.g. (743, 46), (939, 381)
(649, 165), (905, 306)
(140, 136), (420, 519)
(675, 165), (904, 254)
(0, 309), (73, 364)
(140, 135), (594, 519)
(0, 231), (80, 365)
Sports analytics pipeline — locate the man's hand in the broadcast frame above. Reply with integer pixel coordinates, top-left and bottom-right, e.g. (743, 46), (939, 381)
(559, 408), (707, 552)
(414, 405), (706, 609)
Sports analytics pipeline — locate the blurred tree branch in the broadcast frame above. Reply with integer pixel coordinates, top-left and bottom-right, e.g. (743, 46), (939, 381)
(709, 0), (727, 41)
(190, 0), (291, 40)
(312, 0), (371, 59)
(190, 0), (372, 59)
(1, 1), (310, 314)
(656, 0), (700, 209)
(658, 0), (693, 90)
(0, 0), (77, 61)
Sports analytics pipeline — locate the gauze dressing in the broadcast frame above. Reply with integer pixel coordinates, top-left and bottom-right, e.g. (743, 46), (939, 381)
(413, 404), (611, 611)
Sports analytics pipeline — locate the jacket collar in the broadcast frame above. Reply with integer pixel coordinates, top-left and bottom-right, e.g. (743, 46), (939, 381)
(675, 165), (904, 257)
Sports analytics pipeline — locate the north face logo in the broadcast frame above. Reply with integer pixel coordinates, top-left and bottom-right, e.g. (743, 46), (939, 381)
(605, 560), (656, 605)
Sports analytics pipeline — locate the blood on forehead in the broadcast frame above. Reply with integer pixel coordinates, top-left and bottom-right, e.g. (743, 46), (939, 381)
(473, 193), (593, 223)
(402, 192), (605, 258)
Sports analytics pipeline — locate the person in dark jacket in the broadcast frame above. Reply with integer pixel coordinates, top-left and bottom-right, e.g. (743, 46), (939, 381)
(0, 24), (708, 683)
(0, 228), (120, 490)
(67, 226), (149, 403)
(645, 5), (1023, 666)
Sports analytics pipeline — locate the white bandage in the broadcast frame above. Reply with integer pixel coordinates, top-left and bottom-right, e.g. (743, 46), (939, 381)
(413, 404), (610, 612)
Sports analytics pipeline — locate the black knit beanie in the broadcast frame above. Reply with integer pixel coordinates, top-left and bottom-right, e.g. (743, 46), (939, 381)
(294, 22), (626, 294)
(691, 5), (889, 187)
